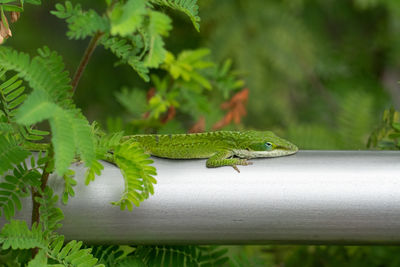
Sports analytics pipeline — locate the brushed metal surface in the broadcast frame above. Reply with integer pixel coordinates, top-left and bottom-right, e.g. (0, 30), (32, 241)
(3, 150), (400, 244)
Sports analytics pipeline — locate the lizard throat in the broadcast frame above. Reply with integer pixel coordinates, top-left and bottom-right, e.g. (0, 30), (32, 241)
(233, 148), (297, 158)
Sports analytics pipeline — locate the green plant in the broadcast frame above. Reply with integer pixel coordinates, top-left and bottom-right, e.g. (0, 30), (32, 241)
(0, 0), (241, 265)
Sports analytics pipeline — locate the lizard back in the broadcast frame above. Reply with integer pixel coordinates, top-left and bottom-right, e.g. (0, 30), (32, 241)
(128, 131), (238, 159)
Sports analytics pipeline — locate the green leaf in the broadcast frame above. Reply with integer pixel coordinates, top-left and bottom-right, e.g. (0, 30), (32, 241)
(15, 89), (58, 125)
(115, 88), (147, 117)
(150, 0), (200, 31)
(0, 220), (46, 250)
(36, 187), (64, 234)
(162, 49), (213, 89)
(0, 135), (30, 176)
(144, 35), (166, 68)
(148, 10), (172, 36)
(110, 0), (146, 36)
(27, 249), (48, 267)
(111, 141), (157, 210)
(84, 160), (104, 185)
(48, 108), (74, 176)
(51, 1), (108, 40)
(2, 4), (23, 12)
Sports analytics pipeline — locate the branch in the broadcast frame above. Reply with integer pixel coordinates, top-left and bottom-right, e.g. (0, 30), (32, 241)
(71, 31), (104, 95)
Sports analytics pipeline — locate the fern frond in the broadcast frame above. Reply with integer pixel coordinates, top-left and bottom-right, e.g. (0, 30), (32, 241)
(49, 108), (76, 176)
(101, 35), (150, 81)
(72, 116), (96, 167)
(287, 124), (338, 150)
(61, 169), (76, 204)
(0, 162), (41, 220)
(198, 246), (229, 266)
(0, 134), (30, 176)
(134, 245), (201, 266)
(109, 0), (146, 37)
(85, 160), (104, 185)
(48, 237), (103, 267)
(143, 11), (171, 68)
(89, 245), (124, 266)
(131, 245), (229, 266)
(0, 220), (46, 250)
(36, 187), (64, 235)
(0, 46), (73, 111)
(337, 92), (374, 149)
(14, 89), (58, 125)
(162, 49), (213, 89)
(0, 71), (50, 142)
(16, 92), (96, 175)
(19, 126), (49, 141)
(101, 35), (133, 59)
(0, 73), (26, 117)
(51, 1), (109, 40)
(111, 141), (157, 210)
(144, 35), (166, 68)
(128, 57), (150, 81)
(27, 249), (47, 266)
(150, 0), (200, 31)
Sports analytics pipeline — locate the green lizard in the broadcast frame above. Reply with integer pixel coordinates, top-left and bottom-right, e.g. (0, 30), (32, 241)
(124, 130), (298, 172)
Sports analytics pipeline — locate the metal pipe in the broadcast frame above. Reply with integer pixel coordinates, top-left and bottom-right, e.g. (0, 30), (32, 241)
(3, 150), (400, 244)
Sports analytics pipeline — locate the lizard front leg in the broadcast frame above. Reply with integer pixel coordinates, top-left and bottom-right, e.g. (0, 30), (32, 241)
(206, 150), (252, 173)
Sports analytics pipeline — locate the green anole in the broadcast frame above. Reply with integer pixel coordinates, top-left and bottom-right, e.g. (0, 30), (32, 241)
(124, 130), (298, 172)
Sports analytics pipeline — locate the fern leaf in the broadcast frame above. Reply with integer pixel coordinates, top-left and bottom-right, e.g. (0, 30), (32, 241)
(0, 122), (13, 133)
(101, 35), (132, 59)
(85, 160), (104, 185)
(72, 116), (96, 167)
(109, 0), (146, 37)
(27, 249), (48, 266)
(49, 108), (76, 176)
(150, 0), (200, 31)
(337, 92), (374, 149)
(51, 1), (109, 40)
(0, 164), (41, 220)
(111, 141), (157, 210)
(0, 46), (73, 108)
(0, 220), (46, 250)
(198, 246), (229, 266)
(48, 237), (103, 267)
(127, 57), (150, 81)
(15, 89), (58, 125)
(61, 169), (76, 204)
(134, 245), (201, 266)
(89, 245), (124, 266)
(0, 74), (27, 118)
(143, 11), (171, 68)
(0, 134), (30, 176)
(144, 35), (166, 68)
(100, 35), (150, 81)
(35, 187), (64, 235)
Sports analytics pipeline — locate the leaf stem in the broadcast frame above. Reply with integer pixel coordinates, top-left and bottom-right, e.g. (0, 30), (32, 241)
(31, 148), (52, 257)
(71, 31), (104, 95)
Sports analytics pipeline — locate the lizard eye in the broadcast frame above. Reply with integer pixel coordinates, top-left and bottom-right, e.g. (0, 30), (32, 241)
(265, 142), (273, 151)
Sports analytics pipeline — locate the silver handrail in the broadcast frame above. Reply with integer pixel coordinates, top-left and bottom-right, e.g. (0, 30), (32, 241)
(3, 150), (400, 244)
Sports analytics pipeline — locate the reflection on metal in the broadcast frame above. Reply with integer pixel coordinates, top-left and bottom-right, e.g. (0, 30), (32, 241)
(2, 151), (400, 244)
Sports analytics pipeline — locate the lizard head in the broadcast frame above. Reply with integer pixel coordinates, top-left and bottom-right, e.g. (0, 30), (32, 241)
(238, 130), (298, 158)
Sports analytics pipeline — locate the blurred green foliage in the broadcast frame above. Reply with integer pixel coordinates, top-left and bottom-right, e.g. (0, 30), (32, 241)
(4, 0), (400, 266)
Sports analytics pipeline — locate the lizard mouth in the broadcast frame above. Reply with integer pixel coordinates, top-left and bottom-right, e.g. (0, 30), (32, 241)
(251, 148), (298, 158)
(234, 146), (298, 158)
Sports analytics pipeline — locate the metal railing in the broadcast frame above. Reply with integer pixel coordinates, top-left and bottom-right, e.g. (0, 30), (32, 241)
(2, 150), (400, 244)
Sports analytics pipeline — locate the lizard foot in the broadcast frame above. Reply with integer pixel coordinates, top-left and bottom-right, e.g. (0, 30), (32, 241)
(232, 160), (253, 173)
(232, 165), (240, 173)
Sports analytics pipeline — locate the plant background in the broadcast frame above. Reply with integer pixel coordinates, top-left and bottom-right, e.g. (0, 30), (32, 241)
(6, 0), (400, 265)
